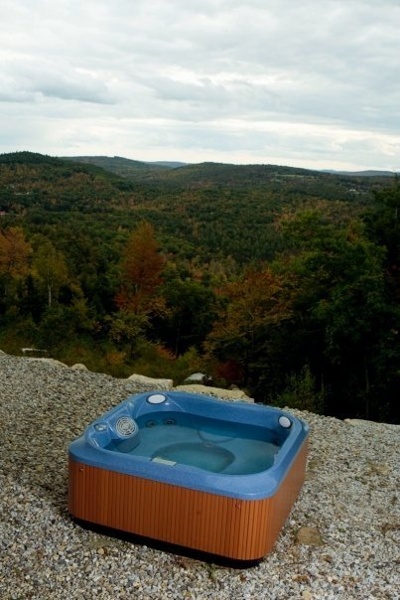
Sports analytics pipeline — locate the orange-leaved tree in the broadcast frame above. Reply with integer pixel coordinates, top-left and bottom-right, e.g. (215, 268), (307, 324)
(206, 266), (293, 386)
(112, 222), (166, 357)
(0, 226), (32, 299)
(0, 226), (31, 278)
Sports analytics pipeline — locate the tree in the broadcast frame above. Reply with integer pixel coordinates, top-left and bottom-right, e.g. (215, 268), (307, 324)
(0, 227), (32, 308)
(366, 178), (400, 295)
(156, 270), (216, 356)
(109, 311), (148, 359)
(373, 176), (400, 220)
(206, 267), (292, 386)
(0, 226), (31, 281)
(276, 209), (391, 419)
(116, 222), (165, 315)
(32, 237), (69, 307)
(112, 222), (166, 357)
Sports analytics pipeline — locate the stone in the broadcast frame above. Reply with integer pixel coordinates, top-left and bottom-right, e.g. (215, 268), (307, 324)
(296, 527), (324, 546)
(175, 384), (254, 402)
(183, 372), (212, 385)
(127, 373), (173, 390)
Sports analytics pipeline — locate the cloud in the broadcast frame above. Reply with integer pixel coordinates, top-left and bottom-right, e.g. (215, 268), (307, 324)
(1, 0), (400, 170)
(0, 53), (115, 105)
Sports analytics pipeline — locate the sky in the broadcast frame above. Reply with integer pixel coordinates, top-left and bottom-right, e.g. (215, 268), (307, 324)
(1, 0), (400, 172)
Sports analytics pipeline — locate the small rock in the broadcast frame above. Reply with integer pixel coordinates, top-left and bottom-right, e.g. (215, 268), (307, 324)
(175, 384), (254, 402)
(127, 373), (173, 390)
(296, 527), (324, 546)
(71, 363), (89, 371)
(183, 372), (212, 385)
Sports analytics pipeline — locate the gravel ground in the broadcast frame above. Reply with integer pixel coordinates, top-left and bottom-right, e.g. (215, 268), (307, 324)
(0, 351), (399, 600)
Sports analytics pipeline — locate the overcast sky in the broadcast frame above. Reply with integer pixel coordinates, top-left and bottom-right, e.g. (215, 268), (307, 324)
(1, 0), (400, 171)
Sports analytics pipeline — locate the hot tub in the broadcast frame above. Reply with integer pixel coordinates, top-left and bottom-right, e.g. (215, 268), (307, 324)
(68, 391), (309, 563)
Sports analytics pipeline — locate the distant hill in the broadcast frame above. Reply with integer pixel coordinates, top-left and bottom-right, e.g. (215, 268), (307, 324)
(0, 151), (138, 214)
(60, 155), (396, 192)
(149, 161), (187, 168)
(64, 156), (325, 183)
(323, 169), (399, 177)
(62, 155), (170, 181)
(0, 150), (394, 264)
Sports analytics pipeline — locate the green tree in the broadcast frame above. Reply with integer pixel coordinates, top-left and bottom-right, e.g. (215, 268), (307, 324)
(109, 311), (148, 359)
(362, 179), (400, 422)
(366, 177), (400, 292)
(32, 237), (69, 307)
(156, 269), (216, 356)
(276, 210), (390, 419)
(272, 365), (325, 414)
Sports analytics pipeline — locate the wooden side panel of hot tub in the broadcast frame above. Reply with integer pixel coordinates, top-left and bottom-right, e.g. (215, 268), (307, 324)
(69, 441), (307, 561)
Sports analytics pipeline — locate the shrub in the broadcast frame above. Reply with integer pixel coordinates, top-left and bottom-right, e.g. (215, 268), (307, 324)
(272, 365), (325, 414)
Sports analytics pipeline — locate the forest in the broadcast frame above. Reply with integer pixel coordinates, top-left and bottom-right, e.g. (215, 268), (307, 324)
(0, 150), (399, 423)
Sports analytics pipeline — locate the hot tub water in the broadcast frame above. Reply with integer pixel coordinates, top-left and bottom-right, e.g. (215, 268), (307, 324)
(105, 411), (280, 474)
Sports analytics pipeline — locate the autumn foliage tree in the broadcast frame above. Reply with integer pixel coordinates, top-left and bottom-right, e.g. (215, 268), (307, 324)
(116, 222), (165, 314)
(112, 222), (165, 356)
(206, 267), (293, 386)
(0, 227), (31, 300)
(0, 227), (31, 279)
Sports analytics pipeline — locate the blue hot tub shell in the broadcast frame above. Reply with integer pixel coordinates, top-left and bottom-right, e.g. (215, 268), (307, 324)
(69, 391), (309, 562)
